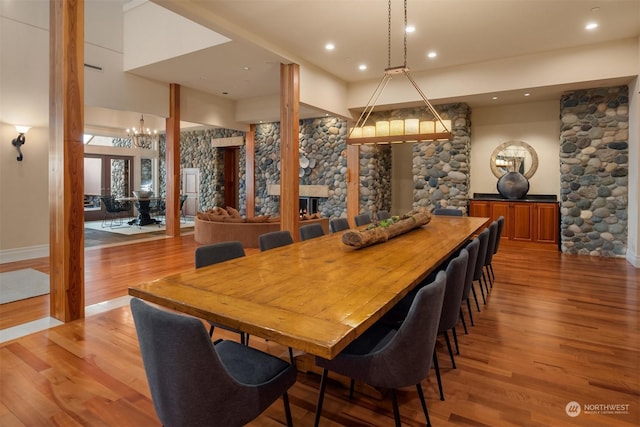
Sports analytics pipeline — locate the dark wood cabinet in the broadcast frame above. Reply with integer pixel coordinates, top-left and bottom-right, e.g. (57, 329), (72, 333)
(469, 197), (559, 248)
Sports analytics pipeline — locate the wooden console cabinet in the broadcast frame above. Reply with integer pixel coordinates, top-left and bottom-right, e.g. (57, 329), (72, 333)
(469, 196), (559, 248)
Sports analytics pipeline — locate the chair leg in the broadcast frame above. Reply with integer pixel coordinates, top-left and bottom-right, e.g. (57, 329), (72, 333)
(432, 352), (444, 401)
(416, 383), (431, 426)
(476, 279), (487, 304)
(443, 331), (456, 369)
(288, 347), (295, 366)
(459, 308), (468, 334)
(314, 368), (329, 427)
(482, 269), (491, 294)
(452, 327), (460, 355)
(489, 263), (495, 282)
(466, 299), (475, 326)
(390, 389), (402, 427)
(484, 265), (494, 288)
(471, 283), (481, 311)
(282, 391), (294, 427)
(209, 324), (215, 337)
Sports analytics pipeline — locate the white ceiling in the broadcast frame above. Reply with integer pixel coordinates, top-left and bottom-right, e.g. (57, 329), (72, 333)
(127, 0), (639, 111)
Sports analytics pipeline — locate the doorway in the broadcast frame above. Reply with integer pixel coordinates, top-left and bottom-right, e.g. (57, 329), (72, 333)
(181, 168), (199, 218)
(84, 154), (135, 222)
(223, 147), (239, 208)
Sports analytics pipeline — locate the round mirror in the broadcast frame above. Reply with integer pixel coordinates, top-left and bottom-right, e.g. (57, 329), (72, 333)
(490, 140), (538, 179)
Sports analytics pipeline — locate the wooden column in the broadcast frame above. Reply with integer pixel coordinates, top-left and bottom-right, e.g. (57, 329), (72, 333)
(245, 124), (256, 218)
(347, 144), (360, 227)
(279, 64), (300, 239)
(165, 83), (181, 237)
(49, 0), (85, 322)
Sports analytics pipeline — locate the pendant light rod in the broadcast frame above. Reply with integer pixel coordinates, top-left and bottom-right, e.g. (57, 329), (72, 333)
(347, 0), (452, 145)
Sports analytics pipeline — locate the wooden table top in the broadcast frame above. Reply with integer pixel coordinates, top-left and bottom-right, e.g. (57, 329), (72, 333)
(129, 215), (488, 359)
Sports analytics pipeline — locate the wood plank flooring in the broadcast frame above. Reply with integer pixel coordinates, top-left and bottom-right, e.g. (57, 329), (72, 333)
(0, 236), (638, 426)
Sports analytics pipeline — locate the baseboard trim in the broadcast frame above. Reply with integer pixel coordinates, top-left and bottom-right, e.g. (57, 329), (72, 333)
(0, 245), (49, 264)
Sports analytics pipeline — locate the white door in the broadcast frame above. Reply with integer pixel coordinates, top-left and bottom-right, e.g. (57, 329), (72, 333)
(181, 168), (199, 218)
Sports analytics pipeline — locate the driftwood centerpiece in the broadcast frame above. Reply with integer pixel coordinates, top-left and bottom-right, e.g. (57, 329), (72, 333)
(342, 208), (432, 248)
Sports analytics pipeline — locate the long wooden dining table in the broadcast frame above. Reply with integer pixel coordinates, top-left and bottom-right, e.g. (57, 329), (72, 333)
(128, 215), (488, 360)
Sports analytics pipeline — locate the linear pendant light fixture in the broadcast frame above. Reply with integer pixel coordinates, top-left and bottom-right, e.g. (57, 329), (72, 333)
(347, 0), (452, 145)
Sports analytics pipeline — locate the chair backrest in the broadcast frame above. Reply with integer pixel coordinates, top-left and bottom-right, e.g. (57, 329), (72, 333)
(345, 271), (447, 388)
(195, 241), (245, 268)
(433, 208), (463, 216)
(493, 215), (505, 254)
(259, 230), (294, 251)
(484, 221), (499, 266)
(100, 196), (118, 212)
(439, 249), (469, 332)
(461, 238), (480, 302)
(473, 228), (490, 281)
(377, 210), (390, 220)
(179, 194), (188, 209)
(329, 218), (350, 233)
(354, 213), (371, 227)
(299, 223), (325, 241)
(130, 298), (255, 426)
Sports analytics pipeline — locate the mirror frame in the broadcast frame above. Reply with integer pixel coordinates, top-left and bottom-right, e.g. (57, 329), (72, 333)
(490, 140), (538, 179)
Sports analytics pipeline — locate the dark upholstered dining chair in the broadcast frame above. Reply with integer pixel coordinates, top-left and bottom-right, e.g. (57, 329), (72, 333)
(329, 218), (350, 233)
(354, 213), (372, 227)
(473, 228), (491, 305)
(195, 241), (249, 345)
(313, 271), (446, 427)
(377, 210), (390, 220)
(299, 223), (325, 241)
(488, 215), (505, 281)
(130, 298), (297, 427)
(259, 230), (294, 251)
(432, 249), (468, 401)
(459, 238), (480, 331)
(433, 208), (463, 216)
(482, 221), (499, 293)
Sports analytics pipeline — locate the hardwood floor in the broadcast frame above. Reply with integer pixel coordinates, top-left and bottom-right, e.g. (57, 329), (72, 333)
(0, 236), (638, 426)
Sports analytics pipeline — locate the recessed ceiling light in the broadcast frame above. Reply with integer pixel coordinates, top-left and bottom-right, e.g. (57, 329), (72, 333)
(405, 25), (415, 33)
(427, 51), (437, 59)
(359, 64), (367, 71)
(325, 43), (335, 51)
(524, 93), (531, 97)
(242, 66), (250, 71)
(492, 96), (498, 100)
(585, 22), (598, 30)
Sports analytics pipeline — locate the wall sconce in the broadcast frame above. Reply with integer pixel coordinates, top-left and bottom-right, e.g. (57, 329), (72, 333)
(11, 125), (30, 161)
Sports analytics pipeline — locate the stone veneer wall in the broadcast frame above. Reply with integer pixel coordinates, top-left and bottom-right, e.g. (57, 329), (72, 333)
(359, 144), (392, 218)
(559, 86), (629, 257)
(159, 128), (244, 210)
(413, 103), (471, 211)
(252, 117), (350, 218)
(152, 104), (468, 220)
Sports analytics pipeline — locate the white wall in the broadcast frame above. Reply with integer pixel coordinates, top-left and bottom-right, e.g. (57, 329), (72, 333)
(470, 101), (561, 197)
(0, 124), (50, 259)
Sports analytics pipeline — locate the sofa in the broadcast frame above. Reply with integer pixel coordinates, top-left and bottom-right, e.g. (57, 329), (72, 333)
(195, 215), (330, 248)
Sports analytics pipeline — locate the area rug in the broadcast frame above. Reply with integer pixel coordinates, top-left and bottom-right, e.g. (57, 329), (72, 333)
(84, 219), (194, 236)
(0, 269), (50, 304)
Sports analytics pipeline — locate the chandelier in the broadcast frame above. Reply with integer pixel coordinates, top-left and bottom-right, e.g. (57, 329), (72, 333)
(127, 115), (158, 149)
(347, 0), (452, 145)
